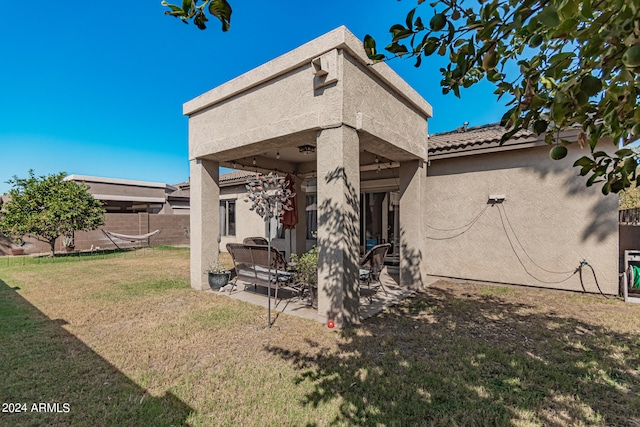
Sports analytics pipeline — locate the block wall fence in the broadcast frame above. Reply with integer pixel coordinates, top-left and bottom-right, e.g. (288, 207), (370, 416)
(0, 213), (190, 256)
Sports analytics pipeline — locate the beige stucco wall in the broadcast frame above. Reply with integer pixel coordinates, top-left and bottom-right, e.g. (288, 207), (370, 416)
(426, 144), (619, 294)
(342, 54), (428, 160)
(185, 27), (431, 164)
(219, 187), (265, 251)
(187, 63), (339, 160)
(217, 184), (313, 259)
(81, 181), (168, 199)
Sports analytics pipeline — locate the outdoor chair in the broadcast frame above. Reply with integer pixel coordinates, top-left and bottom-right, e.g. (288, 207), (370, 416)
(359, 243), (391, 302)
(242, 236), (269, 246)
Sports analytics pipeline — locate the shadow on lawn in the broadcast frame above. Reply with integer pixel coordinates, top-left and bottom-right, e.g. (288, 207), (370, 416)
(0, 279), (193, 426)
(267, 285), (640, 426)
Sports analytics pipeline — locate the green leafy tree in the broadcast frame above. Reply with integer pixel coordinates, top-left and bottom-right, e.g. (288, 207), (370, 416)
(0, 171), (106, 255)
(166, 0), (640, 195)
(363, 0), (639, 195)
(620, 185), (640, 209)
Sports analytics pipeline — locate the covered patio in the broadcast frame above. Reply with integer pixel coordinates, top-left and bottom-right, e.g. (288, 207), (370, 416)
(215, 265), (441, 323)
(184, 26), (433, 327)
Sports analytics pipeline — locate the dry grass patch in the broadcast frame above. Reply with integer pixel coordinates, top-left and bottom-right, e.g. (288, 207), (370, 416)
(1, 249), (640, 426)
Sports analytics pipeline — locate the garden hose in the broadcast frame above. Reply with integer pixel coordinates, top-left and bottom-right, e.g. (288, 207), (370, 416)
(578, 260), (609, 299)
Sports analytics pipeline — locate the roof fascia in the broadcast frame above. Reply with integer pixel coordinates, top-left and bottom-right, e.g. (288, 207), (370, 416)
(183, 26), (432, 119)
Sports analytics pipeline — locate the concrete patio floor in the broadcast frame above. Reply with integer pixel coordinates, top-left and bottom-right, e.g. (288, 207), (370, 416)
(208, 266), (440, 324)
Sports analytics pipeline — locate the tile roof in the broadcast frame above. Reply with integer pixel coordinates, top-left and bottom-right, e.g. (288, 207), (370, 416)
(167, 188), (190, 199)
(428, 122), (536, 155)
(173, 181), (190, 189)
(169, 171), (279, 199)
(219, 170), (259, 184)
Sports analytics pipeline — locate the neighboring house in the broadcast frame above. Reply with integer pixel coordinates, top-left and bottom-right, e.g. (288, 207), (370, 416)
(64, 175), (183, 214)
(183, 26), (620, 326)
(1, 172), (316, 255)
(167, 181), (191, 215)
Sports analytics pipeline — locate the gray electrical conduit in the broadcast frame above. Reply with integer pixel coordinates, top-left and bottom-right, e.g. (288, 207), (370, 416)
(496, 205), (578, 284)
(498, 204), (608, 296)
(424, 205), (489, 240)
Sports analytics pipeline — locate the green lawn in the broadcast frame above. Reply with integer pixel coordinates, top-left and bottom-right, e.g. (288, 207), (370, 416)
(1, 248), (639, 426)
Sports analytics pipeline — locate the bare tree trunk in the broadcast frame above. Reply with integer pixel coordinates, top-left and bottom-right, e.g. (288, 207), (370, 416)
(49, 239), (56, 256)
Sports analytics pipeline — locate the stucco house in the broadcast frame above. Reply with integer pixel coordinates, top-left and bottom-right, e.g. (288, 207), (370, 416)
(426, 124), (617, 294)
(182, 26), (618, 326)
(211, 123), (617, 298)
(64, 174), (188, 215)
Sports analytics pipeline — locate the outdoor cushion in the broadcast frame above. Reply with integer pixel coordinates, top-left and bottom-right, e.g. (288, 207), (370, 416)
(252, 265), (294, 283)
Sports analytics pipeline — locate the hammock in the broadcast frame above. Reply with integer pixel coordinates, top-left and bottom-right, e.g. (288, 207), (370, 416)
(102, 229), (161, 250)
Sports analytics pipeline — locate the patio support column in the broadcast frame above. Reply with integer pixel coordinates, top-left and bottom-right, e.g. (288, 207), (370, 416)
(316, 125), (361, 327)
(294, 177), (307, 256)
(399, 159), (427, 289)
(190, 158), (220, 291)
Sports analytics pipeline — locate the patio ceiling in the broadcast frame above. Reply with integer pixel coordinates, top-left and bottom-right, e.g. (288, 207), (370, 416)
(199, 129), (420, 180)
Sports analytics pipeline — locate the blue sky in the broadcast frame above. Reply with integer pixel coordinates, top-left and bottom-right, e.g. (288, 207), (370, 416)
(0, 1), (507, 194)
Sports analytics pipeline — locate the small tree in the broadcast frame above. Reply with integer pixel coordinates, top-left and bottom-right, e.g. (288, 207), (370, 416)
(620, 186), (640, 210)
(0, 171), (106, 255)
(244, 172), (295, 328)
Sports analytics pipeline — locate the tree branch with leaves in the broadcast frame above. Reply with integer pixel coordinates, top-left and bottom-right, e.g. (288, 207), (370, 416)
(364, 0), (640, 194)
(161, 0), (232, 31)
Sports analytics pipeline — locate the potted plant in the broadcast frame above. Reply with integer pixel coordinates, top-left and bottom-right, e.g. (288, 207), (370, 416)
(62, 235), (75, 252)
(205, 259), (231, 290)
(10, 237), (25, 256)
(290, 246), (318, 309)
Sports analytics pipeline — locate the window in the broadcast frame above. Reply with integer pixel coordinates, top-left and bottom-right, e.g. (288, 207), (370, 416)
(306, 195), (317, 239)
(266, 216), (285, 239)
(219, 200), (236, 236)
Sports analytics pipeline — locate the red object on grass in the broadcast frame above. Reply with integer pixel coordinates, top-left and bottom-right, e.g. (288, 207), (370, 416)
(327, 320), (335, 328)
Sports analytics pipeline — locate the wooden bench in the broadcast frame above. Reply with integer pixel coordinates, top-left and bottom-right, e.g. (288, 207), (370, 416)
(226, 243), (302, 302)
